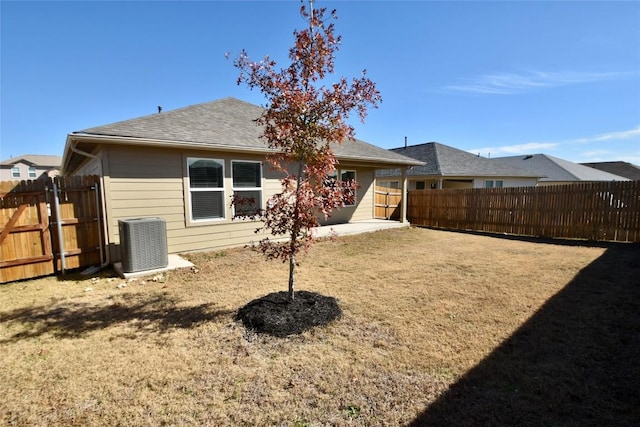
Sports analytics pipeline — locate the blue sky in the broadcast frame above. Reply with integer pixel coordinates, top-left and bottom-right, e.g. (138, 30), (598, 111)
(2, 0), (639, 164)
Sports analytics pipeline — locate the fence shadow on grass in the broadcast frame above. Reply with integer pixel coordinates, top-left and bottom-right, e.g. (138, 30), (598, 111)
(0, 293), (232, 342)
(410, 243), (640, 426)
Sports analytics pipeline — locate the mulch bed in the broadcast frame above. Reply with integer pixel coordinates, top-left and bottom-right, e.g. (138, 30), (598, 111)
(235, 290), (342, 337)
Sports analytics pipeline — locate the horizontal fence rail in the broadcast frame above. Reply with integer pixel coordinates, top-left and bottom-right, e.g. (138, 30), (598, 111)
(408, 181), (640, 243)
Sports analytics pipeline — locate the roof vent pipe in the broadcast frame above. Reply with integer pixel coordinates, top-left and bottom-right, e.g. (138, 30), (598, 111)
(158, 105), (162, 113)
(404, 136), (407, 148)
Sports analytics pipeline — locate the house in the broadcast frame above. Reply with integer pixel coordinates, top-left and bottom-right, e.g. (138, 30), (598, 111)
(0, 154), (62, 180)
(61, 97), (423, 262)
(580, 161), (640, 181)
(494, 154), (630, 186)
(375, 142), (541, 189)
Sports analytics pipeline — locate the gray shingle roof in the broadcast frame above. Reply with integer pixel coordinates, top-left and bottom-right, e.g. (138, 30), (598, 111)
(494, 154), (630, 182)
(73, 97), (422, 167)
(376, 142), (540, 178)
(0, 154), (62, 167)
(580, 161), (640, 181)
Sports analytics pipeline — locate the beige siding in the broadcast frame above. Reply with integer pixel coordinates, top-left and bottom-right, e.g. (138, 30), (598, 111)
(96, 145), (379, 260)
(102, 146), (281, 258)
(472, 177), (539, 188)
(404, 176), (539, 190)
(320, 167), (375, 225)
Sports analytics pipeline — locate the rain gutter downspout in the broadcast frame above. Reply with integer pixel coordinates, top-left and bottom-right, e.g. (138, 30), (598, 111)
(69, 141), (111, 267)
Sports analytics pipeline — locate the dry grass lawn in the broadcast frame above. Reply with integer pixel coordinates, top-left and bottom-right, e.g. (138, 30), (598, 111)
(1, 227), (638, 426)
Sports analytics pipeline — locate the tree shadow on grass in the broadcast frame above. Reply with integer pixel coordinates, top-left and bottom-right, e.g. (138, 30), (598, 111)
(0, 293), (232, 342)
(410, 243), (640, 426)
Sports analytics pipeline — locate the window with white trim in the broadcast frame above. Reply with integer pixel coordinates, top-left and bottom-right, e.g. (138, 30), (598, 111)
(28, 167), (37, 178)
(187, 158), (225, 221)
(341, 169), (356, 206)
(378, 180), (399, 189)
(232, 161), (262, 217)
(11, 167), (20, 178)
(485, 180), (504, 188)
(326, 169), (357, 206)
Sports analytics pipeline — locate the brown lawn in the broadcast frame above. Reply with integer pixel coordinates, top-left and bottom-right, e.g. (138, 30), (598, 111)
(1, 227), (638, 426)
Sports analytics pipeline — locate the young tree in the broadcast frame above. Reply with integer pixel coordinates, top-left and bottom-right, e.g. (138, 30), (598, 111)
(232, 0), (381, 301)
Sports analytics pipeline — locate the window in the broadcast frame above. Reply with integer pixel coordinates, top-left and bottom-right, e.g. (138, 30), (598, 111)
(415, 181), (426, 190)
(378, 180), (399, 189)
(340, 170), (357, 206)
(232, 161), (262, 217)
(325, 169), (357, 206)
(187, 158), (225, 221)
(11, 167), (20, 178)
(28, 167), (37, 178)
(496, 180), (503, 188)
(485, 180), (494, 188)
(485, 180), (504, 188)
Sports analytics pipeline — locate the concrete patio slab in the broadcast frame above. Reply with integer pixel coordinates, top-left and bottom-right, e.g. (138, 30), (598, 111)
(113, 254), (194, 279)
(311, 219), (409, 238)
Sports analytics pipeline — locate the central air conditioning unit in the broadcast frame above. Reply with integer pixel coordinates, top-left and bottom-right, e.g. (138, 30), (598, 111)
(118, 217), (168, 273)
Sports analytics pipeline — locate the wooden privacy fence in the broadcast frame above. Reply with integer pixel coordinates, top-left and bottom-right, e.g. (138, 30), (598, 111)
(374, 185), (402, 220)
(0, 176), (104, 283)
(408, 181), (640, 242)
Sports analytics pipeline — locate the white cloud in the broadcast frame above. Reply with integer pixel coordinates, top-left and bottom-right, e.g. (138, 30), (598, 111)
(468, 142), (558, 156)
(468, 127), (640, 161)
(445, 70), (631, 95)
(580, 149), (611, 157)
(573, 127), (640, 144)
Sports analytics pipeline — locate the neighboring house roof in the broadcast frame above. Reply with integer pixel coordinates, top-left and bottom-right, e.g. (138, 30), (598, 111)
(62, 97), (423, 173)
(0, 154), (62, 168)
(494, 154), (630, 182)
(376, 142), (541, 178)
(580, 161), (640, 181)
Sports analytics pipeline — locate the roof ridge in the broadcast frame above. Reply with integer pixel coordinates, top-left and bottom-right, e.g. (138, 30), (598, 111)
(431, 142), (443, 175)
(388, 141), (439, 150)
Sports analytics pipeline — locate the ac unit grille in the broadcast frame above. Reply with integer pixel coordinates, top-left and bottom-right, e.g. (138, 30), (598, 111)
(118, 217), (168, 273)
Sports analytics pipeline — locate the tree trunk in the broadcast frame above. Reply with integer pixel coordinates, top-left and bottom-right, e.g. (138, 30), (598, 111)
(287, 158), (305, 302)
(288, 252), (296, 301)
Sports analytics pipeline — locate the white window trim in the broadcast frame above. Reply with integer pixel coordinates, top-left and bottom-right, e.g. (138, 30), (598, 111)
(187, 157), (226, 223)
(231, 160), (263, 218)
(11, 166), (20, 178)
(28, 167), (37, 178)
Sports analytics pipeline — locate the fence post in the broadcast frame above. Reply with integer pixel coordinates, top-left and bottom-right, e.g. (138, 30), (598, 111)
(51, 180), (66, 274)
(400, 167), (408, 223)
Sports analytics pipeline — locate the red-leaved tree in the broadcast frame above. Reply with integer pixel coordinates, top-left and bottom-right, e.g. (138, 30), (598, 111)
(232, 1), (381, 301)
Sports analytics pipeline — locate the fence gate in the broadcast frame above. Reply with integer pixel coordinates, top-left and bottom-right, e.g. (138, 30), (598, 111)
(0, 176), (104, 283)
(0, 179), (53, 282)
(374, 185), (402, 220)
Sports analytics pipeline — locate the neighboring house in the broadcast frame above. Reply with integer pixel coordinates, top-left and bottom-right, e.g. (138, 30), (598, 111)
(0, 154), (61, 180)
(494, 154), (630, 186)
(580, 161), (640, 181)
(376, 142), (541, 189)
(61, 97), (423, 261)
